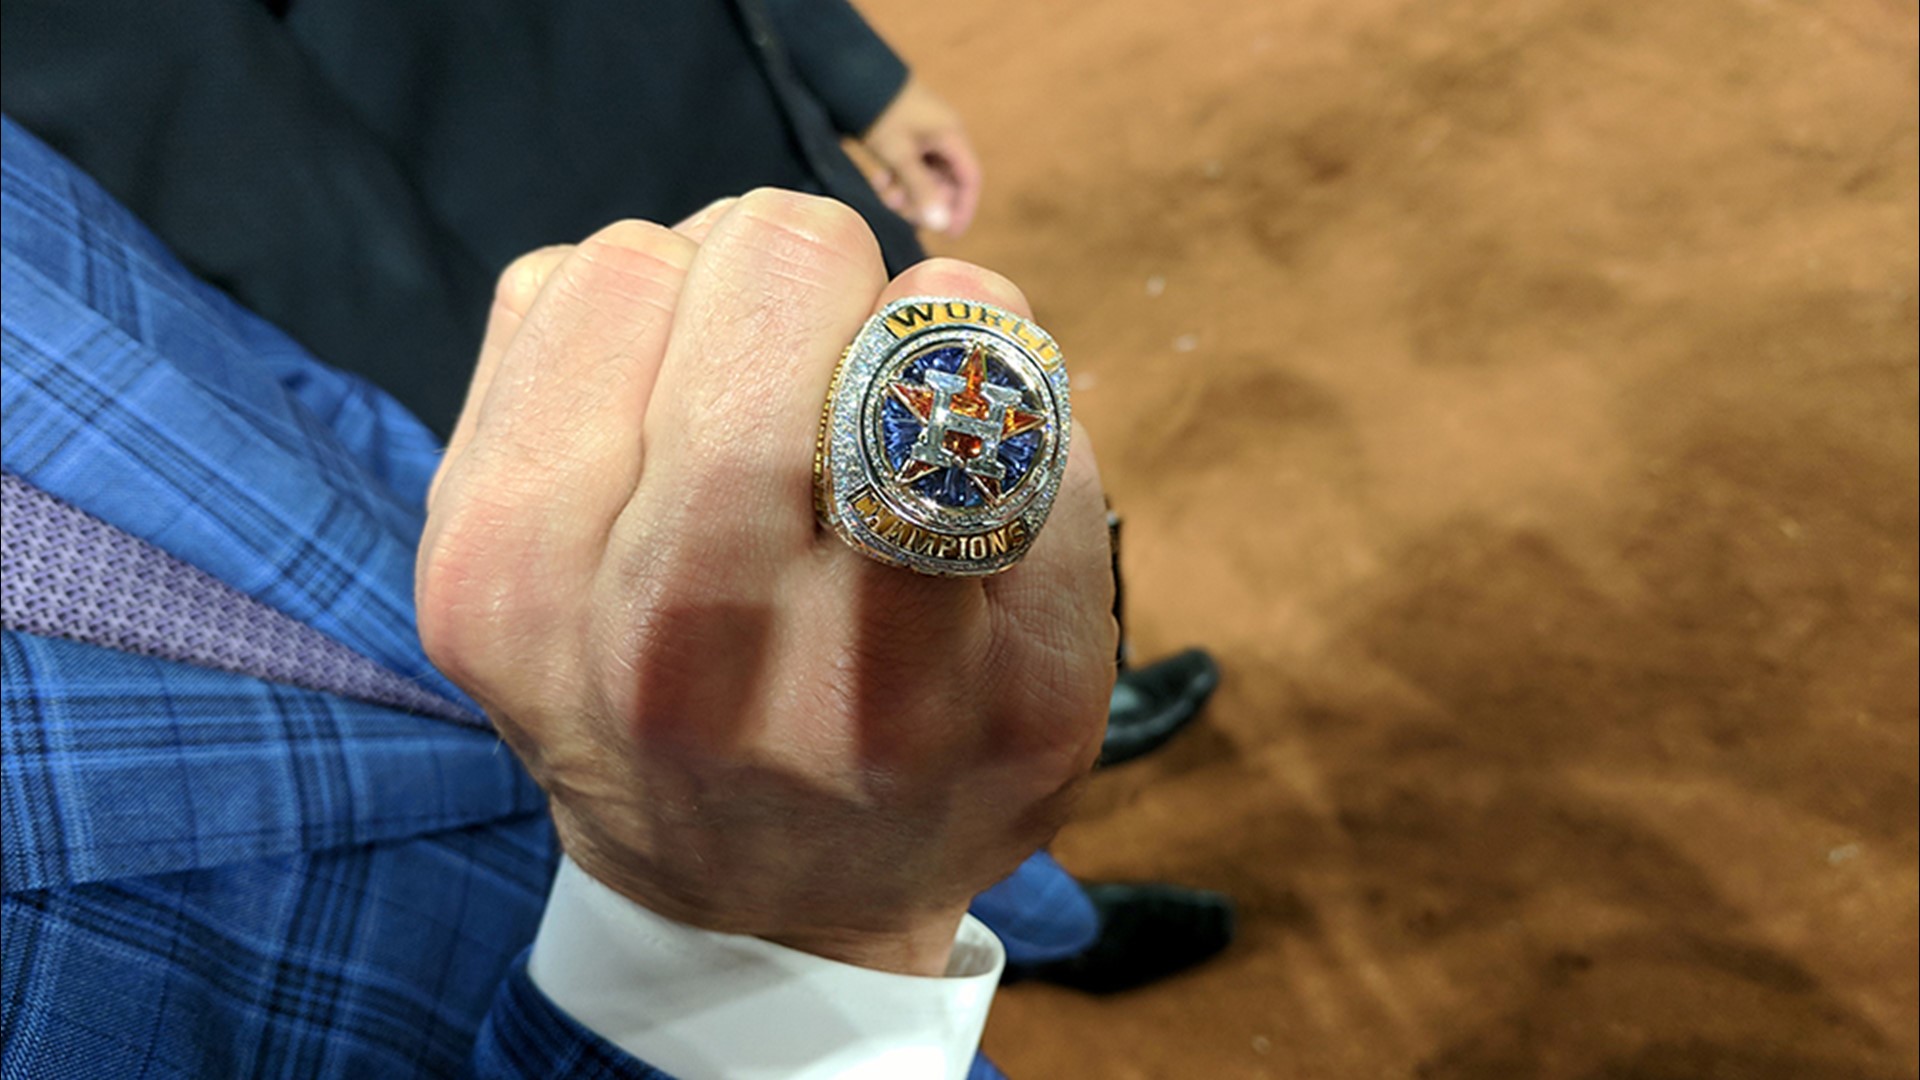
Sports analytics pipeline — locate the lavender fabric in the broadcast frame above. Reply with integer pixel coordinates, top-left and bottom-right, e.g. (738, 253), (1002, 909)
(0, 470), (478, 725)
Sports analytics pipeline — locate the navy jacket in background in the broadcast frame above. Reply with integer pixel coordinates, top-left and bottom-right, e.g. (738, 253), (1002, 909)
(0, 0), (922, 437)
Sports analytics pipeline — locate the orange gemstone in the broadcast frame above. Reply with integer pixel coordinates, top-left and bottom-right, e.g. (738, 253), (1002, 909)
(1001, 408), (1046, 438)
(944, 431), (985, 459)
(891, 382), (934, 421)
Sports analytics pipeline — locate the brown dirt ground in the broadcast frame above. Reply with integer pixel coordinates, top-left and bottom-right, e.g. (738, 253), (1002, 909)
(862, 0), (1920, 1076)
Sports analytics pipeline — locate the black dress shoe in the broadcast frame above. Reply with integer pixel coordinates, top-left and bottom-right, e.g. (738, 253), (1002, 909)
(1007, 883), (1236, 994)
(1098, 648), (1220, 767)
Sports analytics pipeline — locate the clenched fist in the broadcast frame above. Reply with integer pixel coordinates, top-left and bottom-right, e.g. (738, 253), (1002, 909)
(416, 191), (1114, 976)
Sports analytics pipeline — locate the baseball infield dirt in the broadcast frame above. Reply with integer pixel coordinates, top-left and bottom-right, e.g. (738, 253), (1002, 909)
(863, 0), (1919, 1076)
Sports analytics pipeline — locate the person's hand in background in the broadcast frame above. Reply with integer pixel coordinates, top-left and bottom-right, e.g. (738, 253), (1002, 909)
(418, 190), (1112, 977)
(861, 78), (981, 238)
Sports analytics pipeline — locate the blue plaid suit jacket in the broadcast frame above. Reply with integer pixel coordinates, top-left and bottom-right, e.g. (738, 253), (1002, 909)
(0, 118), (1093, 1078)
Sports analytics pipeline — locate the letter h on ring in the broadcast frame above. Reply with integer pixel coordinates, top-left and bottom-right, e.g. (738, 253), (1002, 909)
(911, 368), (1022, 483)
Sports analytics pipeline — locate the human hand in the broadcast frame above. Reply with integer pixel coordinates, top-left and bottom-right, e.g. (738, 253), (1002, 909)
(861, 78), (982, 237)
(417, 192), (1113, 976)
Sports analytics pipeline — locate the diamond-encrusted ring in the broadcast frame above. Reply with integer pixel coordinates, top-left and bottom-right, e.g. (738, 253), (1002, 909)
(815, 297), (1072, 577)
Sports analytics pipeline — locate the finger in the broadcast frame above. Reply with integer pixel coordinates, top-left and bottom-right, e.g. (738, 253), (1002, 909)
(985, 418), (1111, 646)
(849, 260), (1034, 633)
(623, 189), (888, 565)
(874, 176), (908, 215)
(884, 148), (952, 234)
(928, 130), (983, 237)
(675, 196), (738, 243)
(433, 195), (729, 511)
(430, 244), (572, 511)
(842, 259), (1033, 600)
(873, 256), (1030, 320)
(429, 220), (697, 593)
(802, 257), (1038, 767)
(980, 417), (1113, 770)
(861, 260), (1105, 748)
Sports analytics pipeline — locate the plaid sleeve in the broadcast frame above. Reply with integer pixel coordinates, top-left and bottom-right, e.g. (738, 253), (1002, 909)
(467, 950), (675, 1080)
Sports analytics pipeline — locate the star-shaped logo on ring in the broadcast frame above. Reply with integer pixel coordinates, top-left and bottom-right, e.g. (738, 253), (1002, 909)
(889, 344), (1048, 501)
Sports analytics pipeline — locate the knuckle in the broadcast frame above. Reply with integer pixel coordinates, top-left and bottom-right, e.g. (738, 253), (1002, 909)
(568, 220), (697, 298)
(727, 188), (878, 268)
(493, 246), (567, 316)
(534, 230), (692, 338)
(677, 196), (738, 231)
(581, 218), (684, 259)
(900, 257), (1029, 313)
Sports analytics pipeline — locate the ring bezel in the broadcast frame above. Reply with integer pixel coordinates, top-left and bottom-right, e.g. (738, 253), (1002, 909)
(818, 297), (1072, 577)
(857, 329), (1061, 531)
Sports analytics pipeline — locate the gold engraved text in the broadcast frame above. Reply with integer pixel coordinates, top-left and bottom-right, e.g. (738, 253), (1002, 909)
(883, 301), (1063, 371)
(847, 487), (1029, 562)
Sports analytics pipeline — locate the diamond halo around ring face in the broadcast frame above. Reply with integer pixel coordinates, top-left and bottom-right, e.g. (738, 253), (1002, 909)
(817, 297), (1072, 576)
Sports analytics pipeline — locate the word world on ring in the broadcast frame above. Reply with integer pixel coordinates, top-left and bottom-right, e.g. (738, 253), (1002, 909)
(816, 296), (1072, 576)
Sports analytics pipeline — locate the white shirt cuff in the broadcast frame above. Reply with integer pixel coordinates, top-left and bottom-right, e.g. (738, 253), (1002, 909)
(527, 855), (1005, 1080)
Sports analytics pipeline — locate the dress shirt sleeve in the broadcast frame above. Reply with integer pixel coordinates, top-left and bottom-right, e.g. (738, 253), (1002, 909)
(525, 856), (1005, 1080)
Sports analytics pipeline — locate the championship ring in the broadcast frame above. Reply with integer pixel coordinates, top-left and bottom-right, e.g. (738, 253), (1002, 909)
(816, 297), (1071, 577)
